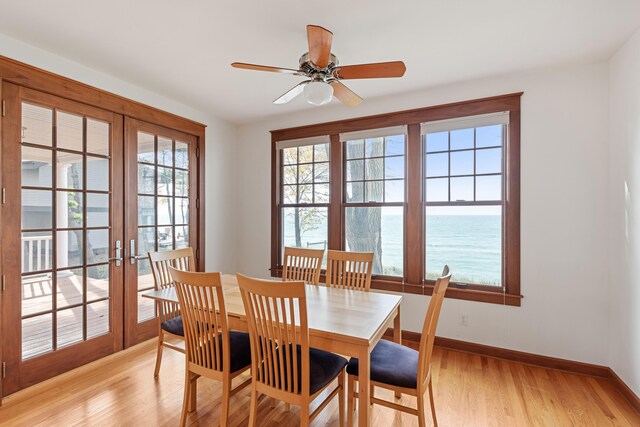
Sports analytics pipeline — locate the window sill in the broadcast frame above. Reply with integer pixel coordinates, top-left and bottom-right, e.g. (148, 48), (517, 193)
(270, 268), (522, 306)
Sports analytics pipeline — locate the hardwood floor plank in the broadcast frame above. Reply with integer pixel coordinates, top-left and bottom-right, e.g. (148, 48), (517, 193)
(0, 338), (638, 426)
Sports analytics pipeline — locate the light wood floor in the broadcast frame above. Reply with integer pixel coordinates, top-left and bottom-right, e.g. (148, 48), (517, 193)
(0, 338), (638, 426)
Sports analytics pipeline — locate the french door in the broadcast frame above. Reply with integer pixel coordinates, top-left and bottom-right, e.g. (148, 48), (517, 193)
(123, 118), (198, 347)
(1, 83), (124, 394)
(1, 85), (200, 395)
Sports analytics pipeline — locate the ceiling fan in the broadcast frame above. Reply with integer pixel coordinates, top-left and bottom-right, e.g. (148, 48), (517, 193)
(231, 25), (406, 107)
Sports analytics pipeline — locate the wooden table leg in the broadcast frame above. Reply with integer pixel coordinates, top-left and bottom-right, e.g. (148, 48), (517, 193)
(357, 347), (371, 427)
(393, 307), (402, 399)
(188, 377), (197, 412)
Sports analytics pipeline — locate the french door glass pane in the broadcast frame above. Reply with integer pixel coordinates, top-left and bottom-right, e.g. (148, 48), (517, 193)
(20, 101), (113, 360)
(136, 131), (190, 323)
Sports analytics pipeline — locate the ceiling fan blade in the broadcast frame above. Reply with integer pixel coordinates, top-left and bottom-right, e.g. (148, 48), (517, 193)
(334, 61), (406, 79)
(307, 25), (333, 68)
(273, 81), (310, 104)
(231, 62), (301, 75)
(329, 81), (362, 107)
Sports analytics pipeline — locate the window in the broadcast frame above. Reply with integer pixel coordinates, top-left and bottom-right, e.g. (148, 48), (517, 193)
(423, 113), (507, 287)
(343, 128), (406, 276)
(271, 93), (521, 306)
(279, 137), (330, 265)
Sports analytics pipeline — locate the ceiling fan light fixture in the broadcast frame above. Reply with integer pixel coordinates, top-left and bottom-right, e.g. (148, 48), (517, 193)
(303, 81), (333, 106)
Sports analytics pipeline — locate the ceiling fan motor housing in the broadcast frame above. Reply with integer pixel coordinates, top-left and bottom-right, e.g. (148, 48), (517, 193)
(299, 52), (338, 79)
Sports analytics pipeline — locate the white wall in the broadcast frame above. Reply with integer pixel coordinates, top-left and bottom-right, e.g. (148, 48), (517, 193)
(236, 62), (611, 366)
(609, 27), (640, 396)
(0, 33), (238, 273)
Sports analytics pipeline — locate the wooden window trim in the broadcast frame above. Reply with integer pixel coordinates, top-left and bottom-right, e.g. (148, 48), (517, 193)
(271, 93), (522, 306)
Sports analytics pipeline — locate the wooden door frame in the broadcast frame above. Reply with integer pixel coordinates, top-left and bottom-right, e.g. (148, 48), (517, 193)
(123, 117), (200, 348)
(0, 56), (207, 400)
(1, 82), (125, 396)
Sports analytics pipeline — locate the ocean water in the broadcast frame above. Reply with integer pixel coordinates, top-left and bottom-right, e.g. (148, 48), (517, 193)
(283, 210), (501, 286)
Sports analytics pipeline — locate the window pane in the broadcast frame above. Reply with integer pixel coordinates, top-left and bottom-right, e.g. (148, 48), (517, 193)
(176, 225), (189, 249)
(138, 196), (155, 226)
(283, 147), (297, 164)
(138, 227), (156, 255)
(282, 207), (328, 254)
(365, 138), (384, 157)
(426, 153), (448, 177)
(476, 175), (502, 201)
(22, 190), (52, 229)
(450, 150), (474, 176)
(87, 193), (109, 228)
(22, 273), (52, 316)
(425, 206), (502, 286)
(283, 165), (297, 184)
(298, 163), (313, 184)
(346, 160), (364, 181)
(365, 158), (383, 180)
(426, 178), (448, 202)
(22, 103), (53, 147)
(137, 292), (156, 323)
(57, 152), (84, 190)
(158, 226), (174, 250)
(426, 132), (448, 152)
(346, 182), (363, 203)
(57, 230), (83, 268)
(175, 141), (189, 169)
(299, 184), (313, 203)
(365, 181), (384, 202)
(56, 112), (83, 151)
(86, 156), (109, 192)
(314, 162), (329, 183)
(175, 198), (189, 224)
(385, 156), (404, 179)
(157, 167), (173, 196)
(137, 132), (155, 163)
(138, 164), (155, 195)
(57, 267), (84, 308)
(175, 169), (189, 197)
(314, 144), (329, 162)
(22, 146), (53, 188)
(87, 119), (110, 156)
(346, 140), (364, 159)
(157, 197), (174, 225)
(87, 300), (110, 339)
(450, 176), (474, 201)
(157, 137), (173, 166)
(385, 180), (404, 203)
(476, 125), (502, 148)
(23, 313), (53, 359)
(385, 136), (405, 156)
(450, 128), (474, 150)
(283, 185), (297, 204)
(345, 206), (403, 276)
(476, 148), (502, 174)
(298, 145), (313, 163)
(57, 191), (83, 229)
(87, 264), (110, 302)
(21, 233), (53, 273)
(314, 184), (330, 203)
(57, 306), (84, 348)
(86, 229), (109, 264)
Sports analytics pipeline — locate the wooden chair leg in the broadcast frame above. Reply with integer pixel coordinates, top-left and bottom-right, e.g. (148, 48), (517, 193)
(428, 377), (438, 427)
(338, 371), (345, 427)
(179, 369), (190, 427)
(347, 375), (355, 427)
(300, 403), (310, 427)
(220, 377), (231, 427)
(417, 389), (426, 427)
(370, 384), (374, 406)
(248, 385), (258, 427)
(154, 330), (164, 378)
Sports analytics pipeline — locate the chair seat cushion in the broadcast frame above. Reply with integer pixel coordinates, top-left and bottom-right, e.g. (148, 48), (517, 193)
(273, 345), (347, 395)
(346, 340), (418, 389)
(161, 316), (184, 336)
(226, 331), (252, 373)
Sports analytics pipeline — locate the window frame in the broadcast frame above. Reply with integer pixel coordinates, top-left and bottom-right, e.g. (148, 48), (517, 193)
(270, 93), (522, 306)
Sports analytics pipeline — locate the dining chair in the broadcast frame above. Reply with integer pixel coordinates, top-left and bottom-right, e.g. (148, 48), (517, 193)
(169, 268), (252, 427)
(346, 266), (452, 427)
(282, 247), (324, 285)
(237, 273), (347, 427)
(326, 250), (374, 291)
(148, 248), (196, 378)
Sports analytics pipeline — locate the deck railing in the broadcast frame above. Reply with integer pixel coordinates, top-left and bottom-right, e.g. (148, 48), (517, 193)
(22, 234), (52, 273)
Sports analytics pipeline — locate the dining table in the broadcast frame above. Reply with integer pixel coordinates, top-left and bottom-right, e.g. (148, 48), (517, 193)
(142, 274), (403, 427)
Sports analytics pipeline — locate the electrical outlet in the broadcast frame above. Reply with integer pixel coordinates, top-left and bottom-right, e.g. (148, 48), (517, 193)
(460, 314), (468, 326)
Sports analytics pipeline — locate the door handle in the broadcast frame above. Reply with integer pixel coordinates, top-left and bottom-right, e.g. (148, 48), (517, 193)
(129, 240), (148, 264)
(110, 240), (123, 267)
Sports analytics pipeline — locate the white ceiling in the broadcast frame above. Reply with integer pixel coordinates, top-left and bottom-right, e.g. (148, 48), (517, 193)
(0, 0), (638, 124)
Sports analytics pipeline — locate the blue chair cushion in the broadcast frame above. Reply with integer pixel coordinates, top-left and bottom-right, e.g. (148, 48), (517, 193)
(346, 339), (418, 389)
(226, 331), (252, 373)
(161, 316), (184, 336)
(274, 345), (348, 394)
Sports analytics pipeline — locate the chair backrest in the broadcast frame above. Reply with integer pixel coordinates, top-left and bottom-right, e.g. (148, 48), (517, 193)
(326, 250), (374, 291)
(169, 267), (230, 374)
(417, 266), (451, 386)
(237, 274), (310, 396)
(148, 248), (195, 323)
(282, 247), (324, 285)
